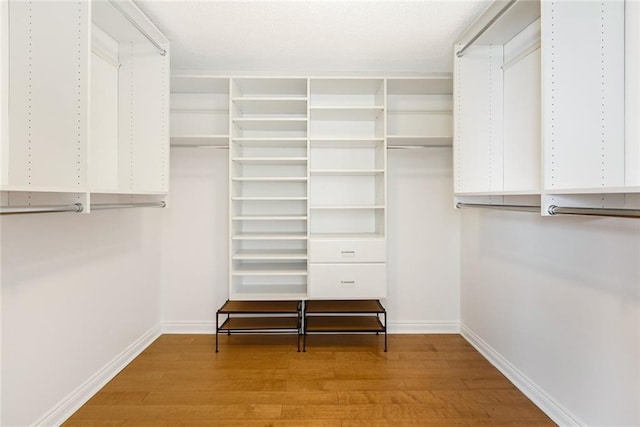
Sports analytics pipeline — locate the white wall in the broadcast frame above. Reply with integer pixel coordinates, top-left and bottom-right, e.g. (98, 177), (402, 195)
(1, 209), (163, 426)
(386, 148), (460, 331)
(460, 210), (640, 426)
(161, 147), (229, 329)
(161, 146), (460, 331)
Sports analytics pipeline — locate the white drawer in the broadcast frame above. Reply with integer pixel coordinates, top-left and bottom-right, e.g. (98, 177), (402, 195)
(309, 263), (387, 299)
(310, 239), (386, 263)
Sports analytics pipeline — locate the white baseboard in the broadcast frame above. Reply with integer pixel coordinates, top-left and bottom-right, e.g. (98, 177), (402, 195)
(162, 321), (216, 334)
(387, 321), (459, 334)
(34, 323), (162, 427)
(460, 323), (584, 427)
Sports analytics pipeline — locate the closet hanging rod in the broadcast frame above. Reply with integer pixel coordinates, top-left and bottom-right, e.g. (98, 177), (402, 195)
(456, 202), (540, 213)
(456, 0), (518, 58)
(91, 201), (166, 210)
(0, 203), (83, 215)
(547, 205), (640, 218)
(107, 0), (167, 56)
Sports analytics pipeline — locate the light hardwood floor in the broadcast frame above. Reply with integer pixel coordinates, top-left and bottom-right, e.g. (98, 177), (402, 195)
(64, 334), (555, 426)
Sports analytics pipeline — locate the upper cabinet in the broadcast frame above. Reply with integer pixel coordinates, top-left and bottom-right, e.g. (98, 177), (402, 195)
(454, 0), (639, 215)
(2, 0), (169, 205)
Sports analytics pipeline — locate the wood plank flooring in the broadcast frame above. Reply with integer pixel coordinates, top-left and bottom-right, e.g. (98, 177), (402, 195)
(64, 334), (554, 426)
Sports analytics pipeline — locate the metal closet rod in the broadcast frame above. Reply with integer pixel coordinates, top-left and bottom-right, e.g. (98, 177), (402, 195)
(91, 201), (166, 210)
(0, 203), (84, 215)
(107, 0), (167, 57)
(0, 201), (166, 215)
(456, 202), (541, 213)
(547, 205), (640, 218)
(456, 0), (518, 58)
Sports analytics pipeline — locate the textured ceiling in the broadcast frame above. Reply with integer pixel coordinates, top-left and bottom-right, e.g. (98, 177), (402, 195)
(134, 0), (489, 74)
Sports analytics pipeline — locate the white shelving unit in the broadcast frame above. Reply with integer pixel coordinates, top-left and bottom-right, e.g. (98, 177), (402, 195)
(2, 0), (169, 211)
(308, 78), (387, 299)
(454, 0), (540, 201)
(171, 74), (452, 300)
(91, 2), (170, 196)
(454, 0), (639, 216)
(229, 78), (309, 300)
(540, 1), (637, 214)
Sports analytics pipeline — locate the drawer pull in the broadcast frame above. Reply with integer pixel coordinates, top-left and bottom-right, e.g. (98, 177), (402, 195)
(340, 280), (355, 287)
(341, 250), (356, 257)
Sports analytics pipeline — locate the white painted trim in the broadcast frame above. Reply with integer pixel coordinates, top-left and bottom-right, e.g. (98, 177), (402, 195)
(161, 320), (459, 335)
(387, 321), (460, 334)
(162, 321), (216, 334)
(34, 323), (162, 427)
(460, 323), (584, 427)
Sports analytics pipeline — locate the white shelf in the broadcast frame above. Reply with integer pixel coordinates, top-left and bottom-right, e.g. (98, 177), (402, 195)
(310, 205), (385, 210)
(90, 189), (167, 196)
(231, 177), (307, 182)
(232, 157), (307, 165)
(229, 287), (308, 301)
(0, 185), (86, 193)
(310, 107), (384, 121)
(232, 232), (308, 240)
(310, 78), (384, 95)
(232, 78), (307, 98)
(233, 138), (307, 149)
(310, 138), (383, 148)
(232, 196), (308, 201)
(232, 263), (308, 276)
(232, 249), (308, 260)
(232, 97), (307, 115)
(309, 232), (386, 239)
(310, 169), (384, 176)
(544, 186), (640, 195)
(232, 118), (307, 131)
(455, 190), (541, 196)
(171, 108), (228, 114)
(232, 215), (307, 220)
(460, 0), (540, 46)
(170, 135), (229, 147)
(387, 136), (452, 147)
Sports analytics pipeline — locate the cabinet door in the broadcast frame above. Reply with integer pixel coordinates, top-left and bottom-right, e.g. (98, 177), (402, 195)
(309, 263), (386, 299)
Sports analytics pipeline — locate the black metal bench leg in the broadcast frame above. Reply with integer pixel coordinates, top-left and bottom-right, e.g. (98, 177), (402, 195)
(215, 312), (219, 353)
(384, 312), (388, 352)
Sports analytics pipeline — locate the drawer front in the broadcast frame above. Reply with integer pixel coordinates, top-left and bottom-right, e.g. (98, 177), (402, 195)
(310, 239), (386, 263)
(309, 263), (387, 299)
